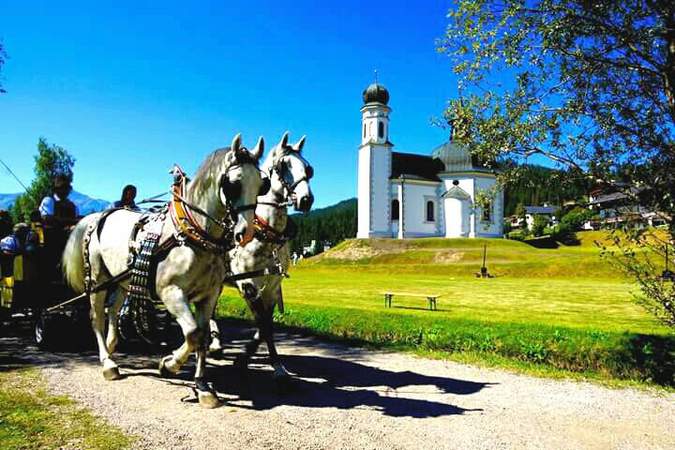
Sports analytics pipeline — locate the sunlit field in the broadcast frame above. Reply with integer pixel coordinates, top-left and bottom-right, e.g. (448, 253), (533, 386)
(218, 232), (674, 387)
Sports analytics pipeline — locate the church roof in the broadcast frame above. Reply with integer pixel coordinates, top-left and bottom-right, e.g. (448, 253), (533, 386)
(362, 82), (390, 105)
(431, 140), (491, 173)
(390, 152), (444, 182)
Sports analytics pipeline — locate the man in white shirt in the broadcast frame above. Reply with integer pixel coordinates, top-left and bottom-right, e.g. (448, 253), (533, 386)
(38, 175), (80, 280)
(39, 174), (79, 229)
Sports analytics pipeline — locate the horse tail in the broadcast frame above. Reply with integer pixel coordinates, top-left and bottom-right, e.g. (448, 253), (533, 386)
(62, 214), (97, 294)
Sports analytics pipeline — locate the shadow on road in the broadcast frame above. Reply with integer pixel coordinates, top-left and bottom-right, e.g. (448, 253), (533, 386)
(1, 319), (492, 418)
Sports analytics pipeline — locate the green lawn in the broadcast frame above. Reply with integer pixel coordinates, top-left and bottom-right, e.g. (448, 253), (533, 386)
(217, 232), (674, 387)
(0, 368), (133, 450)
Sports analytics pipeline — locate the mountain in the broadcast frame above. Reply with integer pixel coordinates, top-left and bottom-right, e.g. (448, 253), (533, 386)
(68, 191), (111, 215)
(0, 191), (110, 216)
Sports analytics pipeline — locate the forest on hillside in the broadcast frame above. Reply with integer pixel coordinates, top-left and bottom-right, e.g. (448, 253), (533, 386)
(289, 165), (589, 253)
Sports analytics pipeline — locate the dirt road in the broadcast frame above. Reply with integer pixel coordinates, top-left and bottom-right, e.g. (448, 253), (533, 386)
(1, 322), (673, 449)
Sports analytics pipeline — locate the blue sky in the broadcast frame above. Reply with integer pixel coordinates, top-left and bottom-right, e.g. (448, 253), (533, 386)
(0, 1), (457, 207)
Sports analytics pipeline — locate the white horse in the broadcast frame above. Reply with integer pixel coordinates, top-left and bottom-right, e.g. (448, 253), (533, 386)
(211, 131), (313, 382)
(62, 134), (266, 408)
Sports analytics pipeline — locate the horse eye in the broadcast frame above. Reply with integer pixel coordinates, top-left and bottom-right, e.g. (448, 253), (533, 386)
(305, 165), (314, 179)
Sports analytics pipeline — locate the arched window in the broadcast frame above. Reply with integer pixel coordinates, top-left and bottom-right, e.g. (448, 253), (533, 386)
(481, 201), (492, 222)
(363, 123), (366, 138)
(426, 201), (435, 222)
(391, 199), (400, 220)
(378, 121), (384, 138)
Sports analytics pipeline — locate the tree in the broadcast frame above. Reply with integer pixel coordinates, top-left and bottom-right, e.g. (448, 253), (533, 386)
(439, 0), (675, 326)
(0, 41), (6, 93)
(11, 138), (75, 223)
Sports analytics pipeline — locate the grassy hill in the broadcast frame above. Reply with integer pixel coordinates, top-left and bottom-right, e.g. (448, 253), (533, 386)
(308, 232), (622, 279)
(218, 231), (674, 388)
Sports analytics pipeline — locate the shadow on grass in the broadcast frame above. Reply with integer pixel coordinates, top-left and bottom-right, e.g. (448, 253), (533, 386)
(391, 305), (450, 312)
(625, 334), (674, 386)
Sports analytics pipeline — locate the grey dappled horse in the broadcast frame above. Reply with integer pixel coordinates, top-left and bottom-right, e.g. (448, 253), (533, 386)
(211, 131), (314, 382)
(62, 134), (266, 407)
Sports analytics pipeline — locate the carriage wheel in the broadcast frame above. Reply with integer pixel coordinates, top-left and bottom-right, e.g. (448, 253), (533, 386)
(34, 309), (59, 350)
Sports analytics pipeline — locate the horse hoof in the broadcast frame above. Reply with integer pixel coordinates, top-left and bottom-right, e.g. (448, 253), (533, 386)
(103, 366), (122, 381)
(197, 390), (221, 409)
(158, 356), (176, 378)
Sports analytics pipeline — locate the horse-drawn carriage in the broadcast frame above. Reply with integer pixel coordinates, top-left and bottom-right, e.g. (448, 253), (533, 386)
(2, 132), (314, 408)
(0, 220), (91, 349)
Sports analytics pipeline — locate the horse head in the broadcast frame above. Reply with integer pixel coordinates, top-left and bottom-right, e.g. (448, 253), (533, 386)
(266, 131), (314, 213)
(220, 133), (268, 244)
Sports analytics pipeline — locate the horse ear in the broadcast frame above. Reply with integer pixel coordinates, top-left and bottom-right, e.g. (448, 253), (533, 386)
(250, 136), (264, 160)
(292, 135), (306, 152)
(231, 133), (242, 154)
(280, 131), (289, 149)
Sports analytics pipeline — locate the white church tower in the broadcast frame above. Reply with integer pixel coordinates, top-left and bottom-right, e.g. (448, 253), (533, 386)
(357, 81), (393, 238)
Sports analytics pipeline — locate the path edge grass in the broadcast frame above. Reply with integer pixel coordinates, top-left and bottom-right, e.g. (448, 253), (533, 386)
(0, 367), (134, 450)
(216, 295), (674, 391)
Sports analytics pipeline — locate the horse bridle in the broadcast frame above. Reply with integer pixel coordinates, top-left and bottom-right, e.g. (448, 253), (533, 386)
(218, 162), (268, 221)
(264, 152), (313, 206)
(169, 156), (268, 251)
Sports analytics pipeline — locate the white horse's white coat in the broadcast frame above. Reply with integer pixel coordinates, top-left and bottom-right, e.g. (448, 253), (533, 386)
(63, 134), (265, 407)
(211, 132), (313, 381)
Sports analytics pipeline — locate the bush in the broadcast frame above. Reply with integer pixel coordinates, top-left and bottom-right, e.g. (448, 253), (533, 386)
(560, 207), (595, 231)
(531, 215), (550, 237)
(507, 230), (528, 241)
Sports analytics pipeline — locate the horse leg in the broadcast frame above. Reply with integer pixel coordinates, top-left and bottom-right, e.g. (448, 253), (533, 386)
(91, 289), (121, 380)
(208, 318), (222, 354)
(233, 281), (263, 369)
(105, 288), (125, 354)
(258, 287), (291, 382)
(194, 298), (220, 408)
(157, 288), (200, 377)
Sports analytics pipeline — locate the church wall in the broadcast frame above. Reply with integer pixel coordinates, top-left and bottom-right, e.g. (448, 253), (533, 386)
(394, 181), (441, 237)
(369, 147), (391, 236)
(474, 175), (504, 237)
(356, 146), (371, 238)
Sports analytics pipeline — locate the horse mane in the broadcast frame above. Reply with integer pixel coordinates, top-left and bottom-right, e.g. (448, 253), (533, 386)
(190, 146), (258, 198)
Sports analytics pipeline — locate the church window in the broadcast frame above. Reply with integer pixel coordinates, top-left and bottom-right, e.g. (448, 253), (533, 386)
(391, 199), (400, 220)
(426, 201), (435, 222)
(363, 123), (366, 138)
(481, 201), (492, 222)
(378, 121), (384, 139)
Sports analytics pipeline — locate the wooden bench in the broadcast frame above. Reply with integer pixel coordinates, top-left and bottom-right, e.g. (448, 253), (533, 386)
(382, 292), (441, 311)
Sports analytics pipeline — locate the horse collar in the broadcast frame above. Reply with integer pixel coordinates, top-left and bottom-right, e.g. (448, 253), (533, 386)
(169, 168), (232, 254)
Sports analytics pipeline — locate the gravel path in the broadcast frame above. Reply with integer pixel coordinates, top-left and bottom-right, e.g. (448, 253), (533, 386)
(2, 322), (673, 449)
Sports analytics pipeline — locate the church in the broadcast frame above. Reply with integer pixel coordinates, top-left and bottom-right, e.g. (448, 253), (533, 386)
(357, 82), (504, 239)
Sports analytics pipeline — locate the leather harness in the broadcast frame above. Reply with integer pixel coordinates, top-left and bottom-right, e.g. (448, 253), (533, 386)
(168, 166), (232, 254)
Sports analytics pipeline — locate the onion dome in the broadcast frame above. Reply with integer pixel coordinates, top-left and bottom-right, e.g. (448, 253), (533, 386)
(432, 141), (477, 172)
(362, 83), (390, 105)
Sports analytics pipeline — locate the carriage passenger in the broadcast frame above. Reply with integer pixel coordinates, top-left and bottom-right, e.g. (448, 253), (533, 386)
(38, 175), (80, 279)
(111, 184), (139, 211)
(39, 174), (79, 229)
(0, 223), (38, 265)
(1, 224), (38, 308)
